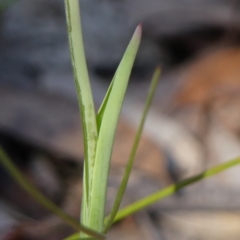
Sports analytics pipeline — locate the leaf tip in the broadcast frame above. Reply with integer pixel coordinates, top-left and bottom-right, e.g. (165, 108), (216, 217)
(134, 24), (142, 40)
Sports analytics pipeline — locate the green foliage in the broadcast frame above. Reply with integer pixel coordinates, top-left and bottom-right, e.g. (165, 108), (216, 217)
(0, 147), (105, 240)
(0, 1), (240, 240)
(65, 0), (141, 236)
(65, 0), (98, 232)
(113, 157), (240, 222)
(104, 67), (161, 233)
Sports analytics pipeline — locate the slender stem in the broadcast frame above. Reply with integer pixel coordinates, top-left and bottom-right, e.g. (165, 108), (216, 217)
(0, 147), (105, 240)
(114, 157), (240, 222)
(88, 25), (142, 233)
(65, 0), (98, 231)
(104, 67), (161, 232)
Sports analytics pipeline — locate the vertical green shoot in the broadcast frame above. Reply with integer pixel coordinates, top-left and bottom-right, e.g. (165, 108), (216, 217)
(104, 67), (160, 232)
(88, 25), (142, 232)
(65, 0), (98, 228)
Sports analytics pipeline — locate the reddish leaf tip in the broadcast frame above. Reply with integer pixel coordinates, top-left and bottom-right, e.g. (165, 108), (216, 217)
(134, 24), (142, 39)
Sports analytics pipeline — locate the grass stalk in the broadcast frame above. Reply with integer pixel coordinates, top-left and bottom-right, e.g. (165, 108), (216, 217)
(88, 24), (142, 233)
(64, 0), (98, 231)
(104, 67), (161, 232)
(0, 147), (105, 240)
(113, 157), (240, 222)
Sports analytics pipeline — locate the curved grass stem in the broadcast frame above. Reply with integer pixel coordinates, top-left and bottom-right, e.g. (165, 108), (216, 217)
(0, 147), (105, 240)
(113, 157), (240, 222)
(104, 67), (161, 232)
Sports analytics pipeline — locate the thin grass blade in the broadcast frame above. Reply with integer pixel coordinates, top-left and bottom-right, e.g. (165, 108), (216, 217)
(0, 147), (105, 240)
(65, 0), (98, 227)
(88, 25), (142, 232)
(104, 67), (161, 232)
(113, 157), (240, 222)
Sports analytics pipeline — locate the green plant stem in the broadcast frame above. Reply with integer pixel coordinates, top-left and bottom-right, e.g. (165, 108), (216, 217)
(113, 157), (240, 222)
(65, 0), (98, 233)
(0, 147), (105, 240)
(104, 67), (161, 232)
(88, 24), (142, 233)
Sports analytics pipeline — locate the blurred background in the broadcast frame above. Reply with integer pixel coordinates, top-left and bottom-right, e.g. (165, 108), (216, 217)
(1, 0), (240, 239)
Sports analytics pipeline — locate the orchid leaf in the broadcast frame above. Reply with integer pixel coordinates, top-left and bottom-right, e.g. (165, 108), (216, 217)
(88, 25), (142, 232)
(104, 67), (161, 232)
(65, 0), (98, 228)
